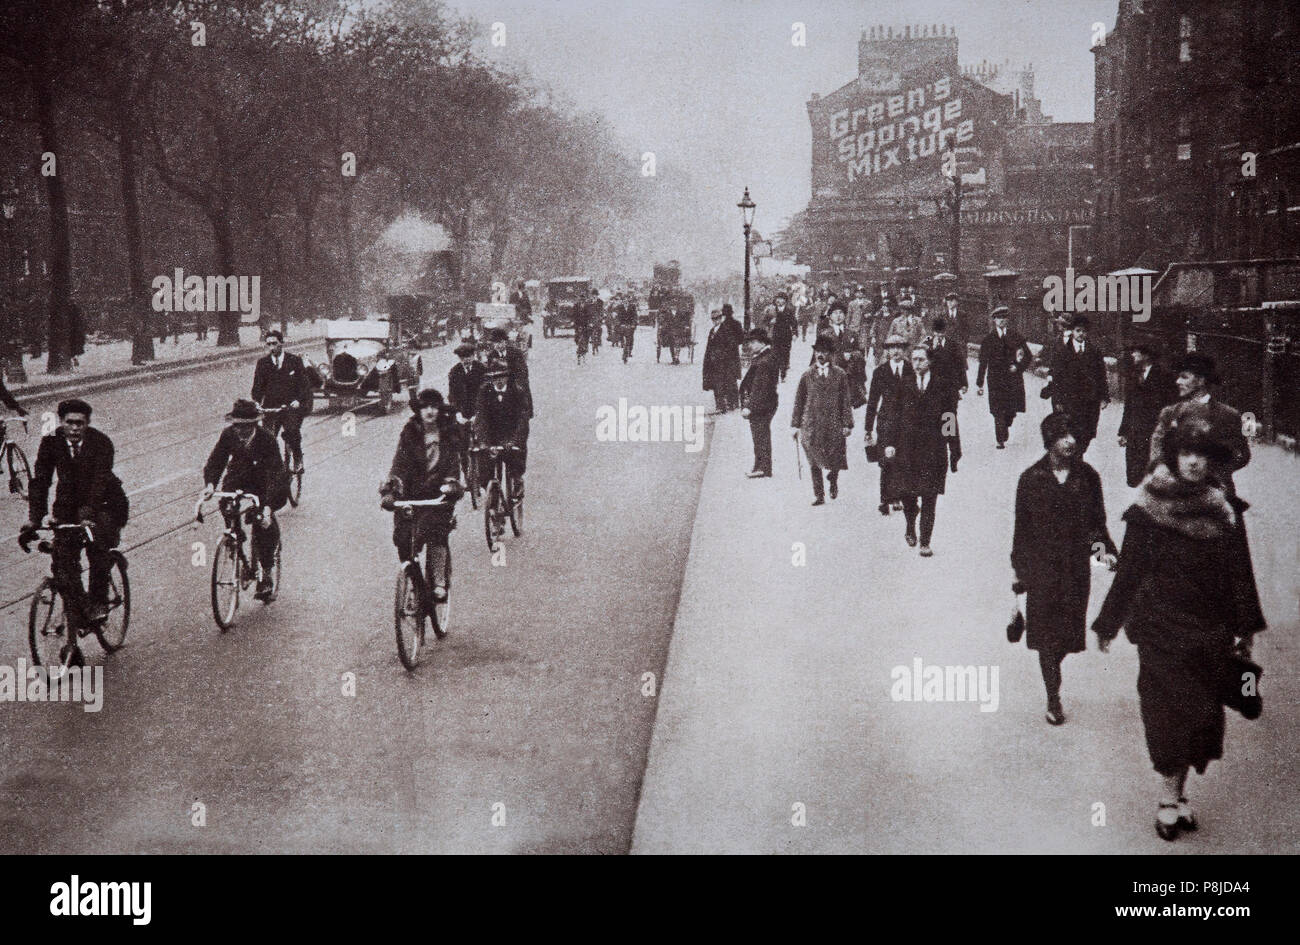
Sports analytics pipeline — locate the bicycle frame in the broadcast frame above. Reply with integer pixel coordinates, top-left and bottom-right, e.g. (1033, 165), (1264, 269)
(196, 491), (263, 571)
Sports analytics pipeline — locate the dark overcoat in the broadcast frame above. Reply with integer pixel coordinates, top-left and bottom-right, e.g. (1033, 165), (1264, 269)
(739, 347), (779, 419)
(791, 365), (853, 471)
(1011, 455), (1115, 655)
(702, 317), (743, 392)
(975, 329), (1032, 416)
(1118, 364), (1177, 487)
(881, 374), (961, 499)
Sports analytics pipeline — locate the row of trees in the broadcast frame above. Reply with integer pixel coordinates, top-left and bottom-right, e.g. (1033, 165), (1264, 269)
(0, 0), (654, 371)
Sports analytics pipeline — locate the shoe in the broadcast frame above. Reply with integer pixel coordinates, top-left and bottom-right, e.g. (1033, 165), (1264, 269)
(1156, 803), (1181, 841)
(996, 442), (1005, 449)
(84, 602), (109, 624)
(919, 545), (933, 557)
(254, 579), (273, 603)
(431, 585), (448, 603)
(1045, 701), (1066, 725)
(905, 532), (917, 547)
(878, 503), (890, 516)
(746, 470), (771, 478)
(811, 497), (825, 506)
(1176, 797), (1197, 831)
(829, 480), (838, 499)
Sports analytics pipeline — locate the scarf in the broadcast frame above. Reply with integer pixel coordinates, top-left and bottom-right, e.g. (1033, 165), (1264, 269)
(1131, 464), (1236, 540)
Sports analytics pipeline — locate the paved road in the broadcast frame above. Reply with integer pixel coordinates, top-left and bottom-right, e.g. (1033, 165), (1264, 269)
(633, 336), (1300, 854)
(0, 328), (710, 853)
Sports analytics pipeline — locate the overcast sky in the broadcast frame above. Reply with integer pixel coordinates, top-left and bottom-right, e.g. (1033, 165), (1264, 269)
(441, 0), (1117, 271)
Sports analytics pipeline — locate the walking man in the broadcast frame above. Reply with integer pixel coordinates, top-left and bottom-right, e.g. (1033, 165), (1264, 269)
(864, 334), (913, 515)
(769, 294), (798, 383)
(740, 329), (779, 478)
(1117, 343), (1177, 487)
(792, 335), (853, 506)
(1051, 315), (1109, 454)
(702, 305), (743, 413)
(975, 306), (1033, 449)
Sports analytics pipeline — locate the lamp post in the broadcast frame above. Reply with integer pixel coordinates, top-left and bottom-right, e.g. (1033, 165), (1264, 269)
(738, 187), (756, 332)
(1, 182), (26, 383)
(934, 145), (964, 339)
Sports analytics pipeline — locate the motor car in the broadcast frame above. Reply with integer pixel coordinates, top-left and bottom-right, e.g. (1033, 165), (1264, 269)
(309, 318), (423, 413)
(543, 277), (591, 336)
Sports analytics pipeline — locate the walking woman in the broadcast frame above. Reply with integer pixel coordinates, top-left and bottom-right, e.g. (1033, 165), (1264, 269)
(1092, 422), (1266, 841)
(1011, 413), (1117, 726)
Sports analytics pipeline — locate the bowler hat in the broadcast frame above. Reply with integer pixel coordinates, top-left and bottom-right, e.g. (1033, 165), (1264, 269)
(746, 328), (771, 345)
(454, 342), (477, 357)
(721, 303), (734, 317)
(883, 333), (908, 347)
(1126, 340), (1159, 358)
(1071, 314), (1091, 329)
(57, 398), (92, 419)
(225, 398), (260, 423)
(488, 327), (509, 342)
(486, 364), (511, 379)
(931, 317), (947, 331)
(991, 305), (1010, 318)
(812, 334), (836, 354)
(1040, 412), (1073, 449)
(1174, 352), (1220, 384)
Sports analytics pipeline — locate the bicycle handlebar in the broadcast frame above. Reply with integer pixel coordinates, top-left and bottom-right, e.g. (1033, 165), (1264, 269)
(194, 490), (262, 523)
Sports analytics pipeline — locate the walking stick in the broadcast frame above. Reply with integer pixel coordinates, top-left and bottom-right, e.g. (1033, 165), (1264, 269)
(794, 433), (803, 479)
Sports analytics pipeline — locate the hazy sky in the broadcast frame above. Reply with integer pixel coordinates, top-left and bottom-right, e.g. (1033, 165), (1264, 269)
(442, 0), (1117, 269)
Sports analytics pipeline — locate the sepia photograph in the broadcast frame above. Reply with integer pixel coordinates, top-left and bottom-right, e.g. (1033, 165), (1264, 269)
(0, 0), (1295, 905)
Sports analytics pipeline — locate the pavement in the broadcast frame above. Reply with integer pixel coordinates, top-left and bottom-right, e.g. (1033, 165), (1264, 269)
(632, 336), (1300, 854)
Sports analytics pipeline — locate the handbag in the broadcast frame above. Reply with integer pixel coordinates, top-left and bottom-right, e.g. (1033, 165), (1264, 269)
(1222, 651), (1263, 720)
(1006, 595), (1026, 644)
(865, 441), (882, 463)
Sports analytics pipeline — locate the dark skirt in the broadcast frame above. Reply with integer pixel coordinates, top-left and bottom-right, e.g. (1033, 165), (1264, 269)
(1136, 643), (1226, 776)
(1024, 588), (1089, 656)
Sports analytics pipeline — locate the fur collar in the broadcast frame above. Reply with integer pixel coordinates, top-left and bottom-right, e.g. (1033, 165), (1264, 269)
(1130, 464), (1236, 539)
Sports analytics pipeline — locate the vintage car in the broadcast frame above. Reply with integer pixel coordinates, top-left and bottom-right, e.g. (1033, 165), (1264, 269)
(310, 318), (423, 413)
(543, 277), (591, 336)
(468, 302), (531, 359)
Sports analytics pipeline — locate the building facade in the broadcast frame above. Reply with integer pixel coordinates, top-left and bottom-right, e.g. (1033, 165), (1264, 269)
(800, 24), (1094, 341)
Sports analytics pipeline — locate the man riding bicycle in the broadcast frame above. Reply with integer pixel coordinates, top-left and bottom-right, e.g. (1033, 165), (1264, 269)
(473, 365), (528, 499)
(20, 398), (129, 631)
(202, 398), (288, 602)
(447, 342), (486, 423)
(379, 389), (464, 604)
(251, 329), (312, 469)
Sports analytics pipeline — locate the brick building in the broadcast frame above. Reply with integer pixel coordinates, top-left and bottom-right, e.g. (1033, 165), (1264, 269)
(799, 24), (1094, 342)
(1092, 0), (1300, 271)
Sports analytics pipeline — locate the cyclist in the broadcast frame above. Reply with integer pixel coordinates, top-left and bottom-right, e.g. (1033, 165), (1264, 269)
(20, 398), (129, 632)
(473, 365), (529, 500)
(201, 398), (288, 602)
(447, 342), (486, 423)
(484, 327), (533, 476)
(0, 374), (26, 417)
(379, 389), (464, 604)
(251, 329), (312, 470)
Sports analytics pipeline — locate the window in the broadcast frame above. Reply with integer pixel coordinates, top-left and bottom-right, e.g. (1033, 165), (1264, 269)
(1179, 14), (1192, 61)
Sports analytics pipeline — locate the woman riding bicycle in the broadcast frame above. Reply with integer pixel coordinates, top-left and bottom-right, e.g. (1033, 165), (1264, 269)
(380, 389), (465, 603)
(202, 399), (289, 602)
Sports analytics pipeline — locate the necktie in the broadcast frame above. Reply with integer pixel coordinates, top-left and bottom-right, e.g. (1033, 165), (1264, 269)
(71, 442), (79, 460)
(999, 330), (1005, 339)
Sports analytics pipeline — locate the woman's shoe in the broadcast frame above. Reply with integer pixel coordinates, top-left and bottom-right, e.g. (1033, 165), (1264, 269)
(919, 545), (933, 557)
(878, 503), (890, 516)
(1156, 803), (1181, 841)
(905, 532), (917, 547)
(1045, 706), (1066, 726)
(1176, 797), (1197, 831)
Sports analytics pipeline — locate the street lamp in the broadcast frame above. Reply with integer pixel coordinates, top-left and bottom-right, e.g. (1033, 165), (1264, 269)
(934, 145), (964, 338)
(738, 187), (756, 331)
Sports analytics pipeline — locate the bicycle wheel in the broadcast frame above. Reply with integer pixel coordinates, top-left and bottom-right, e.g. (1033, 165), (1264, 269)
(284, 441), (301, 507)
(394, 562), (424, 669)
(7, 444), (31, 500)
(464, 450), (480, 510)
(210, 536), (241, 630)
(483, 480), (504, 551)
(427, 544), (451, 639)
(94, 553), (131, 652)
(28, 579), (69, 666)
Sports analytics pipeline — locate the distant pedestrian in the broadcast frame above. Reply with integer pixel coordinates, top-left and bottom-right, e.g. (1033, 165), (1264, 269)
(740, 329), (779, 478)
(702, 305), (743, 413)
(1011, 413), (1117, 726)
(888, 302), (925, 347)
(924, 316), (968, 402)
(881, 344), (960, 555)
(769, 294), (797, 382)
(811, 307), (867, 408)
(975, 306), (1033, 448)
(792, 334), (853, 506)
(1117, 343), (1177, 487)
(846, 285), (871, 335)
(195, 309), (209, 341)
(864, 334), (913, 516)
(1093, 422), (1265, 841)
(1042, 311), (1078, 415)
(1051, 315), (1108, 453)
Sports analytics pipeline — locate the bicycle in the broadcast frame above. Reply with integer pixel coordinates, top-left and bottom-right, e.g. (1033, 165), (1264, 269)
(259, 405), (303, 507)
(24, 523), (130, 668)
(2, 415), (31, 500)
(453, 417), (480, 510)
(391, 487), (458, 669)
(195, 490), (281, 630)
(472, 444), (523, 552)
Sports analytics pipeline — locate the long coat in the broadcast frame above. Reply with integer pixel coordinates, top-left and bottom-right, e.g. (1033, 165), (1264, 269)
(881, 373), (961, 499)
(1118, 364), (1177, 487)
(791, 365), (853, 471)
(926, 334), (968, 400)
(702, 317), (742, 392)
(1052, 342), (1108, 438)
(1011, 455), (1116, 655)
(976, 329), (1032, 416)
(202, 424), (288, 511)
(1093, 471), (1265, 775)
(809, 326), (867, 405)
(739, 347), (780, 419)
(447, 360), (487, 418)
(770, 308), (797, 352)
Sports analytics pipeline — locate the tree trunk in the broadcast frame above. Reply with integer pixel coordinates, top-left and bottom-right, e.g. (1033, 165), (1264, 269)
(339, 180), (359, 316)
(209, 206), (240, 346)
(118, 108), (155, 364)
(35, 74), (73, 374)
